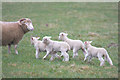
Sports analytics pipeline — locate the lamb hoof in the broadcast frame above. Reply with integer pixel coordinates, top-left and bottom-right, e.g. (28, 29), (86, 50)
(36, 57), (39, 59)
(16, 52), (18, 55)
(43, 57), (46, 60)
(84, 59), (86, 61)
(36, 56), (39, 59)
(15, 51), (18, 55)
(100, 64), (104, 66)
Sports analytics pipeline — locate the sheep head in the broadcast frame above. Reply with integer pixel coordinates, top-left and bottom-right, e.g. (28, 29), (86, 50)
(84, 41), (92, 49)
(30, 36), (40, 45)
(42, 36), (51, 45)
(84, 41), (92, 45)
(59, 32), (68, 40)
(18, 18), (34, 31)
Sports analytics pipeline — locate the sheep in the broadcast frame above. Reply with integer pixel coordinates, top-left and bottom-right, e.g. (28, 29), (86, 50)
(42, 36), (70, 61)
(59, 32), (88, 58)
(1, 18), (34, 54)
(30, 36), (61, 61)
(84, 41), (113, 66)
(30, 37), (46, 59)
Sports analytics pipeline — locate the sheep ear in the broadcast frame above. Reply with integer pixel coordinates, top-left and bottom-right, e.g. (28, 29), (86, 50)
(89, 41), (92, 44)
(36, 37), (40, 40)
(19, 18), (26, 25)
(48, 36), (51, 39)
(65, 33), (68, 36)
(19, 18), (26, 22)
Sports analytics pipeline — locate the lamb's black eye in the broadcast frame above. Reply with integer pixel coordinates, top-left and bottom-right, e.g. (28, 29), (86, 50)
(45, 39), (47, 41)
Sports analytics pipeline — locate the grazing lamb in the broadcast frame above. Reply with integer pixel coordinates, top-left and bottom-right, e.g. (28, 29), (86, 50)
(84, 41), (113, 66)
(59, 32), (88, 58)
(42, 36), (70, 61)
(1, 18), (34, 54)
(31, 36), (61, 61)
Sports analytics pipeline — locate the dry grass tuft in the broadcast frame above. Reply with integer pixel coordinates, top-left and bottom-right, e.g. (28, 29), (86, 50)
(88, 32), (100, 37)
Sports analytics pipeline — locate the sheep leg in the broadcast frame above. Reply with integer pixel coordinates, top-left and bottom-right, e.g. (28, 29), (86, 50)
(88, 56), (92, 62)
(62, 52), (69, 61)
(76, 51), (78, 57)
(50, 54), (55, 61)
(55, 54), (61, 59)
(82, 48), (88, 56)
(35, 49), (39, 59)
(73, 48), (77, 58)
(98, 54), (105, 66)
(8, 44), (11, 54)
(84, 53), (89, 61)
(14, 44), (18, 55)
(43, 51), (50, 60)
(60, 54), (63, 57)
(105, 55), (113, 66)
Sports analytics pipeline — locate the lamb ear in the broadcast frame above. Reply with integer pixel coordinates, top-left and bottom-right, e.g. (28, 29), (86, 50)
(89, 41), (92, 44)
(36, 37), (40, 40)
(65, 33), (68, 36)
(48, 36), (51, 39)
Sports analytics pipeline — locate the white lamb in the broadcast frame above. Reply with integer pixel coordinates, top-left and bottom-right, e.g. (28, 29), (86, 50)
(31, 37), (61, 61)
(59, 32), (88, 58)
(30, 37), (46, 59)
(42, 36), (70, 61)
(84, 41), (113, 66)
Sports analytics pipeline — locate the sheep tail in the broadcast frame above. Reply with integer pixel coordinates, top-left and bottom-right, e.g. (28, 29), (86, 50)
(105, 52), (113, 66)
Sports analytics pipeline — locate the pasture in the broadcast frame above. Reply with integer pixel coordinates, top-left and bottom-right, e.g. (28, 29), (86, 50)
(2, 2), (118, 78)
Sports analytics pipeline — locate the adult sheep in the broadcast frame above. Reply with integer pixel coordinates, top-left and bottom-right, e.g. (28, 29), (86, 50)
(0, 18), (34, 54)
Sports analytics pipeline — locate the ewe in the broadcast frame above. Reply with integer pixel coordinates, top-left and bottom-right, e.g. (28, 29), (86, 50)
(84, 41), (113, 66)
(42, 36), (70, 61)
(59, 32), (88, 58)
(1, 18), (34, 54)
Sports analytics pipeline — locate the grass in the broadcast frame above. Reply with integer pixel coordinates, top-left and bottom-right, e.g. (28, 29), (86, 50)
(2, 2), (118, 78)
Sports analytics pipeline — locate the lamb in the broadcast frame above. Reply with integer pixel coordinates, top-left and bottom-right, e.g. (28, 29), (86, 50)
(30, 37), (46, 59)
(59, 32), (88, 58)
(1, 18), (34, 54)
(42, 36), (70, 61)
(31, 36), (61, 61)
(84, 41), (113, 66)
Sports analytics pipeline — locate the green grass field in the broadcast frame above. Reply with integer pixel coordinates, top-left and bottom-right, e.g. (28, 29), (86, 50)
(2, 2), (118, 78)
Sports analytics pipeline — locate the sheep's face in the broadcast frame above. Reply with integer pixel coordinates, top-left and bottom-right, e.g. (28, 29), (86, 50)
(84, 41), (92, 48)
(59, 32), (68, 40)
(30, 37), (40, 45)
(42, 36), (51, 45)
(19, 18), (34, 31)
